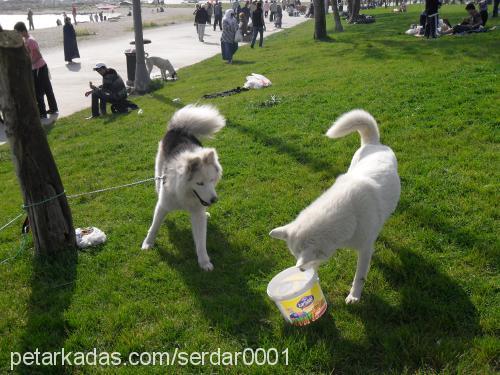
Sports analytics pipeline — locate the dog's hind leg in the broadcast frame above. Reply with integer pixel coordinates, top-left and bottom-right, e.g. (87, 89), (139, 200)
(142, 202), (170, 250)
(190, 209), (213, 271)
(346, 246), (374, 304)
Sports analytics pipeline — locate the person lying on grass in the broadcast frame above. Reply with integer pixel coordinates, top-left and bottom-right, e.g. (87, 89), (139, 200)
(441, 3), (483, 34)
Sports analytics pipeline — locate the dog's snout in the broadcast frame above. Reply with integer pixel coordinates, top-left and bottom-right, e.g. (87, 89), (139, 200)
(210, 196), (218, 204)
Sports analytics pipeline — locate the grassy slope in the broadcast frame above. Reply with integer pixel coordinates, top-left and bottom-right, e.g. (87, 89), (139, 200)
(0, 5), (499, 374)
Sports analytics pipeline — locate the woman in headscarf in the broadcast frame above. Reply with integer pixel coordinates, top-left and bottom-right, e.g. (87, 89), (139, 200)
(63, 17), (80, 64)
(221, 9), (239, 64)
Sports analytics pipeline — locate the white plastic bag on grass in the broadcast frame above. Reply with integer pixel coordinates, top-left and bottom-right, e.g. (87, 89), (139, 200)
(244, 73), (272, 89)
(76, 227), (107, 248)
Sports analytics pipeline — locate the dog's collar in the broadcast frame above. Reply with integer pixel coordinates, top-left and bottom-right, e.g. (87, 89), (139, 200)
(193, 189), (210, 206)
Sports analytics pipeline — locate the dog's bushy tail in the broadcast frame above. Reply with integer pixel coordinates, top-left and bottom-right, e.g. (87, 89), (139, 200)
(168, 104), (225, 138)
(326, 109), (380, 146)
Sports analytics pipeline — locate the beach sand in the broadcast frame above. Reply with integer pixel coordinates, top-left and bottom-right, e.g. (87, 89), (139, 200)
(3, 5), (196, 50)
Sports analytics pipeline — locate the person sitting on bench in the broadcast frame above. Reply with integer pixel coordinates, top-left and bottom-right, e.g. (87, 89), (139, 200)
(85, 63), (137, 119)
(442, 3), (483, 34)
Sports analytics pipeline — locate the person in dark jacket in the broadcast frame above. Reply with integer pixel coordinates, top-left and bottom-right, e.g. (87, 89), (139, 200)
(194, 4), (209, 42)
(85, 63), (136, 119)
(251, 1), (266, 48)
(213, 0), (223, 30)
(241, 2), (251, 35)
(63, 17), (80, 63)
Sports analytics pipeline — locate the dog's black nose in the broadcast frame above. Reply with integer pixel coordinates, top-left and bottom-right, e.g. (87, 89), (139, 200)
(210, 197), (218, 204)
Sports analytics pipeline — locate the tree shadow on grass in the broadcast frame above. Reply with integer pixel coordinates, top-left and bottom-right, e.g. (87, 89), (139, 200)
(156, 219), (274, 345)
(283, 237), (481, 373)
(231, 60), (255, 65)
(228, 120), (342, 176)
(149, 92), (184, 108)
(398, 197), (497, 258)
(20, 251), (78, 374)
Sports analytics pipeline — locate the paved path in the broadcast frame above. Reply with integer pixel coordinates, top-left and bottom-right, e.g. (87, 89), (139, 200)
(0, 15), (307, 146)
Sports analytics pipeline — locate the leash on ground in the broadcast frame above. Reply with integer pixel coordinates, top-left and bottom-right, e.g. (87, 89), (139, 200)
(0, 175), (165, 264)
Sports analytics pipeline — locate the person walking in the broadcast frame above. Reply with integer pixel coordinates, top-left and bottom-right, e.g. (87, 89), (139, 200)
(275, 3), (282, 27)
(72, 4), (78, 25)
(270, 0), (277, 21)
(63, 17), (80, 64)
(206, 1), (213, 24)
(241, 1), (251, 35)
(251, 1), (266, 48)
(232, 0), (242, 15)
(27, 9), (34, 30)
(264, 0), (270, 17)
(213, 0), (223, 30)
(194, 4), (209, 42)
(221, 9), (239, 64)
(14, 22), (58, 121)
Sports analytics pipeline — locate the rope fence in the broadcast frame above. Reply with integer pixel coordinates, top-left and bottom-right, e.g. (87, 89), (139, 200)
(0, 175), (165, 264)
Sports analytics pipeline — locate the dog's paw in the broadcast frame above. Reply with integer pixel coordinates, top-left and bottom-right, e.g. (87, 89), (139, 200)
(199, 260), (214, 271)
(141, 241), (154, 250)
(345, 294), (360, 304)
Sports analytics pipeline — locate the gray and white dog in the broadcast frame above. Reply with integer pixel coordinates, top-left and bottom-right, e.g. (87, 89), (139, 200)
(142, 104), (225, 271)
(145, 53), (177, 81)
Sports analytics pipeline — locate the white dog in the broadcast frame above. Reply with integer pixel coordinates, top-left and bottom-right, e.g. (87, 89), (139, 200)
(145, 54), (177, 81)
(270, 110), (401, 304)
(142, 104), (225, 271)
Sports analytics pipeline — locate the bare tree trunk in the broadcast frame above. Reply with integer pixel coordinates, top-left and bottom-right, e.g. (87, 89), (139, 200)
(349, 0), (360, 21)
(332, 0), (344, 31)
(132, 0), (151, 94)
(314, 0), (327, 39)
(0, 31), (76, 257)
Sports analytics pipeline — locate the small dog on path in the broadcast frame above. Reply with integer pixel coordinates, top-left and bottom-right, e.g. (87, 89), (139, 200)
(270, 110), (401, 304)
(142, 104), (225, 271)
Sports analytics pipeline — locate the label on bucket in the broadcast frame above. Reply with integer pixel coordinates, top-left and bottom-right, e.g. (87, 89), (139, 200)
(278, 283), (327, 326)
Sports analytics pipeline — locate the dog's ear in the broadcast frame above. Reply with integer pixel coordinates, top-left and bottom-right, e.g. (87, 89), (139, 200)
(203, 149), (216, 164)
(269, 225), (290, 241)
(187, 156), (202, 175)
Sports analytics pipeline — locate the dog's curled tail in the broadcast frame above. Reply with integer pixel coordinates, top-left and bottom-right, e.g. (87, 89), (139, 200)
(326, 109), (380, 146)
(169, 104), (225, 138)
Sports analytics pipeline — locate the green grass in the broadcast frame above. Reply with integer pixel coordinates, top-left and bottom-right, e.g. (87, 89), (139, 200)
(1, 5), (499, 374)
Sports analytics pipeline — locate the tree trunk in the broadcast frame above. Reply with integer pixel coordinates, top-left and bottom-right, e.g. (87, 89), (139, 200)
(349, 0), (360, 22)
(132, 0), (151, 94)
(347, 0), (353, 16)
(332, 0), (344, 31)
(0, 31), (76, 257)
(314, 0), (327, 39)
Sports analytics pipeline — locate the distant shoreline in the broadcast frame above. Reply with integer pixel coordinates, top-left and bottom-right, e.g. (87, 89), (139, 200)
(1, 6), (195, 50)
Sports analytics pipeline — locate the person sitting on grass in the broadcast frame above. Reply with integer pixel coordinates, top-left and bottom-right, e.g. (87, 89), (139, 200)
(84, 63), (137, 119)
(441, 3), (483, 34)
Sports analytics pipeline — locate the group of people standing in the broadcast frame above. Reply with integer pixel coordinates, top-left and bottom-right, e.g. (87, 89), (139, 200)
(193, 0), (275, 64)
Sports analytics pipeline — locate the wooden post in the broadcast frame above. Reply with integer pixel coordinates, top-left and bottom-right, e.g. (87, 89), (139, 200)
(132, 0), (151, 94)
(0, 30), (76, 256)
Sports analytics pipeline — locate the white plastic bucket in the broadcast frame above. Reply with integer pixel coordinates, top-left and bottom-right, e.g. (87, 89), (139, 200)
(267, 267), (327, 326)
